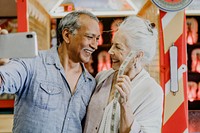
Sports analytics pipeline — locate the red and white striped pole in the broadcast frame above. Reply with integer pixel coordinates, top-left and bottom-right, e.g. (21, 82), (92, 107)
(159, 10), (188, 133)
(17, 0), (28, 32)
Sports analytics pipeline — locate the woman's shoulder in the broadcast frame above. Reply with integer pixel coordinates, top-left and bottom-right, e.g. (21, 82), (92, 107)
(95, 69), (115, 83)
(143, 76), (163, 96)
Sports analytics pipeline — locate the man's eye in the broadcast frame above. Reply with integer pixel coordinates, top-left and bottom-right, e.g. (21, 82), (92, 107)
(86, 36), (93, 39)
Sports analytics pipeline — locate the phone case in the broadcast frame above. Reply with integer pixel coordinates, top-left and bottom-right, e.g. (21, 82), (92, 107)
(0, 32), (38, 58)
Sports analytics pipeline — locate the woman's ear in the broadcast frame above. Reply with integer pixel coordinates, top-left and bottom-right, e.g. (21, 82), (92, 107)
(134, 51), (144, 63)
(137, 51), (144, 59)
(62, 28), (70, 44)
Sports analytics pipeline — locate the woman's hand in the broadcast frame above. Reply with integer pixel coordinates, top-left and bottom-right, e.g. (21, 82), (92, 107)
(115, 75), (134, 133)
(0, 27), (9, 65)
(115, 75), (131, 105)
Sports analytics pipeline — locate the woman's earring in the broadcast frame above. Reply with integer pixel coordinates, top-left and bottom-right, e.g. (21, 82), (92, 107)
(134, 63), (137, 69)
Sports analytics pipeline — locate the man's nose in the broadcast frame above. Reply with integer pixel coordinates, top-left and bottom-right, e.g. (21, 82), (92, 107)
(90, 39), (98, 50)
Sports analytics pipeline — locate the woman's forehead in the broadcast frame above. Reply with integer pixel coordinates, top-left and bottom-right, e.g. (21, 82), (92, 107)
(113, 32), (127, 44)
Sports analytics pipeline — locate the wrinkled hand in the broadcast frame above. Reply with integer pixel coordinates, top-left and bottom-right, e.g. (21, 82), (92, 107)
(0, 58), (9, 65)
(0, 27), (9, 65)
(115, 75), (134, 133)
(115, 75), (132, 105)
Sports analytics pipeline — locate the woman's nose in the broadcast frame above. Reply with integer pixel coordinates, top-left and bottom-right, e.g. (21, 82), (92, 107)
(108, 46), (114, 55)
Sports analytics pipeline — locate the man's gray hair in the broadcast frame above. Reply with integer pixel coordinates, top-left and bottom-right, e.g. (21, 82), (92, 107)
(57, 10), (99, 44)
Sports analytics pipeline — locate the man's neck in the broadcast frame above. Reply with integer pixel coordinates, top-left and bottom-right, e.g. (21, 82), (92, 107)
(58, 44), (82, 73)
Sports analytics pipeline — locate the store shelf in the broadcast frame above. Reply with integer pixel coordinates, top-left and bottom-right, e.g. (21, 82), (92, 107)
(0, 100), (14, 108)
(0, 114), (13, 133)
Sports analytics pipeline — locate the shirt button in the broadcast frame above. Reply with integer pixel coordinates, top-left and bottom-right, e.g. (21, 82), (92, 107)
(95, 127), (98, 130)
(67, 118), (70, 120)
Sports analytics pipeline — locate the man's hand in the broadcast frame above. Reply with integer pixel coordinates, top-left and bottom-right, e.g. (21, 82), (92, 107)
(0, 58), (9, 65)
(0, 27), (9, 65)
(0, 28), (8, 34)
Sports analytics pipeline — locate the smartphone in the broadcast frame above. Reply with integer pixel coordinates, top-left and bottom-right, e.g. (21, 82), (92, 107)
(0, 32), (38, 58)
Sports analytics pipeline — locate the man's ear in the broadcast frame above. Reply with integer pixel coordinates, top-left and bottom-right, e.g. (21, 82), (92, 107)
(62, 28), (70, 44)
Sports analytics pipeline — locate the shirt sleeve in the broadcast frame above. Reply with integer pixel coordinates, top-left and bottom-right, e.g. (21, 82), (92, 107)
(130, 119), (143, 133)
(129, 98), (163, 133)
(0, 58), (34, 95)
(129, 80), (163, 133)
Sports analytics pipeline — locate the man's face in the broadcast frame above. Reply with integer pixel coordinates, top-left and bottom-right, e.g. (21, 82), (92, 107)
(68, 15), (100, 63)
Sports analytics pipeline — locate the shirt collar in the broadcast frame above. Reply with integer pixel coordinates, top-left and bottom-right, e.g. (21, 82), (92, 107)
(131, 69), (149, 85)
(80, 63), (94, 82)
(45, 46), (62, 69)
(45, 46), (93, 81)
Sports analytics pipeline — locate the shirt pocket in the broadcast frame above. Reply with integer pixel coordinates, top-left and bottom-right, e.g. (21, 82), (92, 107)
(34, 82), (62, 111)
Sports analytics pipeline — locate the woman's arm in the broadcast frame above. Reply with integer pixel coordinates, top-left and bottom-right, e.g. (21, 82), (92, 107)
(119, 102), (134, 133)
(115, 75), (134, 133)
(116, 74), (163, 133)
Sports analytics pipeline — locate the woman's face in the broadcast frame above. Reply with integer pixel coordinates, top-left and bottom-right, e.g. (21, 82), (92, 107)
(108, 31), (131, 70)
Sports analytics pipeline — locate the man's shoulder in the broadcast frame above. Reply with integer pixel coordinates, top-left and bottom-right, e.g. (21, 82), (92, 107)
(38, 49), (51, 56)
(37, 48), (57, 61)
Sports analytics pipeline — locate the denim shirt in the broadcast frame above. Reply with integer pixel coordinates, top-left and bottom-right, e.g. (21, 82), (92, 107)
(0, 47), (96, 133)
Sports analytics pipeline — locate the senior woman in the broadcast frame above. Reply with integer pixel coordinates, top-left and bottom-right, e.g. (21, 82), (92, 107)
(84, 15), (163, 133)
